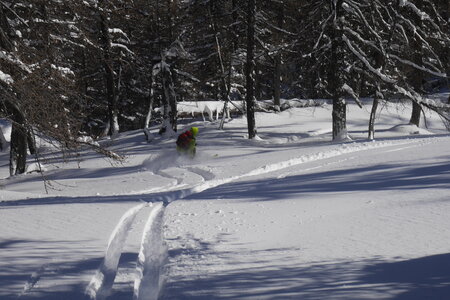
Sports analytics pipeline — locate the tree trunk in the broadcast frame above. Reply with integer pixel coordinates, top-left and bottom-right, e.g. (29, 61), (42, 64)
(245, 0), (257, 139)
(273, 56), (281, 108)
(409, 102), (421, 126)
(0, 126), (6, 151)
(6, 103), (27, 176)
(145, 70), (155, 130)
(329, 0), (347, 141)
(10, 122), (27, 175)
(1, 99), (28, 175)
(99, 1), (119, 137)
(408, 0), (423, 127)
(159, 60), (177, 134)
(143, 71), (155, 141)
(273, 1), (284, 108)
(368, 97), (379, 141)
(27, 130), (36, 155)
(332, 97), (347, 140)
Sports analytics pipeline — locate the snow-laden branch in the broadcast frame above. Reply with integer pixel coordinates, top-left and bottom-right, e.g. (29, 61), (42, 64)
(51, 64), (75, 77)
(50, 34), (86, 49)
(342, 83), (362, 108)
(174, 69), (200, 83)
(343, 26), (381, 54)
(396, 14), (442, 62)
(343, 34), (396, 84)
(389, 54), (446, 78)
(394, 85), (450, 123)
(111, 43), (135, 56)
(399, 0), (438, 32)
(0, 51), (32, 73)
(313, 13), (333, 50)
(394, 23), (409, 44)
(109, 28), (131, 42)
(346, 0), (384, 50)
(0, 1), (28, 27)
(373, 1), (391, 29)
(0, 70), (14, 84)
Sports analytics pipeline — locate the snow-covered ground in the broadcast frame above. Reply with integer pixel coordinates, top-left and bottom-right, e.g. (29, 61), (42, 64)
(1, 98), (449, 300)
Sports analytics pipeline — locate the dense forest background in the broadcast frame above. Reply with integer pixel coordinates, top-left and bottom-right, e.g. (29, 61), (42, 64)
(0, 0), (449, 175)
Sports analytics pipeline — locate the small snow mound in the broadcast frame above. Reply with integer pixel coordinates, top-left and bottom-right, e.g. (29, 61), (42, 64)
(26, 162), (47, 173)
(389, 124), (431, 135)
(333, 130), (353, 142)
(76, 135), (99, 146)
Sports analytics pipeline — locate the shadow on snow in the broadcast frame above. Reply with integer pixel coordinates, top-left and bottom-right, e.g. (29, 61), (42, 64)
(189, 160), (450, 202)
(0, 238), (138, 300)
(162, 249), (450, 299)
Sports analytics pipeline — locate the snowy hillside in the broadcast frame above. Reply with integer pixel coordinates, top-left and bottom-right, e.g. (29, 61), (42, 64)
(1, 99), (450, 300)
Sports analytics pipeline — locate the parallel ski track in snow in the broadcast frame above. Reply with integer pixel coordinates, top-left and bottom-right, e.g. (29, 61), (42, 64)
(86, 136), (444, 299)
(134, 202), (166, 300)
(86, 203), (146, 300)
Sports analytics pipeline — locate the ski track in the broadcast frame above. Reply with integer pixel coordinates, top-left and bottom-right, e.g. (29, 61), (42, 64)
(156, 170), (184, 185)
(185, 166), (215, 181)
(85, 203), (146, 300)
(276, 156), (357, 179)
(84, 136), (440, 298)
(145, 137), (437, 205)
(133, 137), (440, 297)
(134, 202), (167, 300)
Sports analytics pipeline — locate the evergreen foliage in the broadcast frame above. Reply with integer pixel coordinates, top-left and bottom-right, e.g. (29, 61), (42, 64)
(0, 0), (448, 173)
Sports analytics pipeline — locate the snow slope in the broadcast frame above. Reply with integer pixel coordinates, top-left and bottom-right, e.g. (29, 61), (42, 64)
(1, 99), (449, 299)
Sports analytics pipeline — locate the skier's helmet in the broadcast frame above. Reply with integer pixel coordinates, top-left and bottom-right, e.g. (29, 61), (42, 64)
(190, 127), (199, 137)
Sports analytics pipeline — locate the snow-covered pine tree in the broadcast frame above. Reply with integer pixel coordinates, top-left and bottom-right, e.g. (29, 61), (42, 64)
(302, 0), (363, 141)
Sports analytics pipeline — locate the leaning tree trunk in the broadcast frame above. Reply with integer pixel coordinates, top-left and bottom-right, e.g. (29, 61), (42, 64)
(245, 0), (257, 139)
(368, 89), (380, 141)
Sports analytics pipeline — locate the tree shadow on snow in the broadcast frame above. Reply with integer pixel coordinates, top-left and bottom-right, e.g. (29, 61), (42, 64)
(189, 160), (450, 202)
(0, 238), (138, 300)
(361, 253), (450, 300)
(161, 249), (450, 299)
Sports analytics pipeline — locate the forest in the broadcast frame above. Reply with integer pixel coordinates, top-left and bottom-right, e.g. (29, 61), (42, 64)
(0, 0), (449, 175)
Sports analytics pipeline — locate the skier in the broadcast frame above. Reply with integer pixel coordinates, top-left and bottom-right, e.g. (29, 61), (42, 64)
(176, 127), (198, 158)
